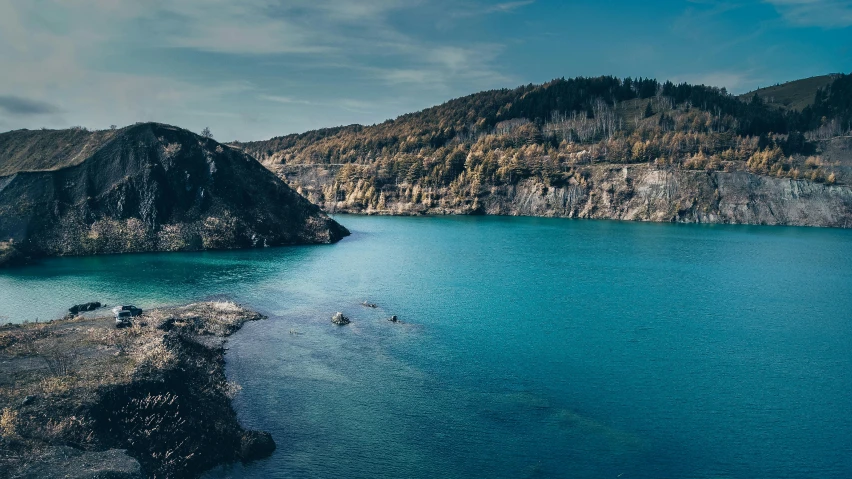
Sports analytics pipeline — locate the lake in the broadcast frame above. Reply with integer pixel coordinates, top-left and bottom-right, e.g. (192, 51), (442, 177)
(2, 215), (851, 478)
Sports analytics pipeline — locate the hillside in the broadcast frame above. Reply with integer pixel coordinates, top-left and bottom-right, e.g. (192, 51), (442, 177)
(0, 123), (348, 266)
(233, 73), (852, 227)
(739, 75), (838, 112)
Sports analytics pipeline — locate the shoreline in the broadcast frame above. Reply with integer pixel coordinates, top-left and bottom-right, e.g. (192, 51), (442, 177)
(0, 302), (275, 478)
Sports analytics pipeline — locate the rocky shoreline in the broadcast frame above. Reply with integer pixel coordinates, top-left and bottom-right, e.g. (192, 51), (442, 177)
(0, 302), (274, 478)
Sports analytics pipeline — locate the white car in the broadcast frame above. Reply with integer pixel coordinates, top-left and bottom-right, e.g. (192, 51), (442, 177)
(113, 305), (142, 328)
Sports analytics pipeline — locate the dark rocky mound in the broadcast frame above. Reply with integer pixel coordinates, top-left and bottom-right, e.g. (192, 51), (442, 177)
(0, 123), (348, 266)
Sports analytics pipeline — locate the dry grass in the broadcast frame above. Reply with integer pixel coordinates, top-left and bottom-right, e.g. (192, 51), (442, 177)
(0, 300), (261, 409)
(210, 301), (242, 313)
(0, 408), (18, 439)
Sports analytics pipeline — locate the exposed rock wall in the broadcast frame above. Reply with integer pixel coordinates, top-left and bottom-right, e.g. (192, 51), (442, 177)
(287, 164), (852, 227)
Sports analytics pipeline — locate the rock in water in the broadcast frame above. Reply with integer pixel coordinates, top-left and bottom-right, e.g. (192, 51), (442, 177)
(240, 431), (276, 461)
(68, 302), (101, 314)
(0, 123), (349, 266)
(331, 312), (350, 325)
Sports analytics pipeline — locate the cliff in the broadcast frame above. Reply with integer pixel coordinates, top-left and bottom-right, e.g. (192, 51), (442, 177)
(276, 163), (852, 228)
(0, 123), (348, 267)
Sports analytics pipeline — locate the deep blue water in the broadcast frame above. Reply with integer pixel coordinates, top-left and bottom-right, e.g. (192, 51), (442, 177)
(2, 216), (851, 478)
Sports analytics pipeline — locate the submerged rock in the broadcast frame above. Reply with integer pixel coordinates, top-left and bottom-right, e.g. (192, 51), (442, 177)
(361, 301), (377, 308)
(331, 312), (350, 325)
(389, 315), (398, 323)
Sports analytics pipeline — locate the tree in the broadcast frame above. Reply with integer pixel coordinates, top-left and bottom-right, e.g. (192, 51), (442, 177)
(110, 124), (117, 130)
(201, 127), (213, 138)
(644, 102), (654, 118)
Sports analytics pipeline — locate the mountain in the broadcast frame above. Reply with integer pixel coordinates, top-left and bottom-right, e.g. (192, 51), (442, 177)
(233, 73), (852, 227)
(0, 123), (348, 266)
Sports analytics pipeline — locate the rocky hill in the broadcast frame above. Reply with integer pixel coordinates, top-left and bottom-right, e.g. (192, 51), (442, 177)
(0, 123), (348, 266)
(234, 73), (852, 227)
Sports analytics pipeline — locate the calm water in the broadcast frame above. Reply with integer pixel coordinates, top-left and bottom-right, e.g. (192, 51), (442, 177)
(2, 216), (851, 478)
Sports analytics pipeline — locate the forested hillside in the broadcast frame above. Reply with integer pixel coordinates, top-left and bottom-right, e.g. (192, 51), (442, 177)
(234, 74), (852, 226)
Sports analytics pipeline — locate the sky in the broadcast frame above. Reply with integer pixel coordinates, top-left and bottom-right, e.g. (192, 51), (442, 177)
(0, 0), (850, 141)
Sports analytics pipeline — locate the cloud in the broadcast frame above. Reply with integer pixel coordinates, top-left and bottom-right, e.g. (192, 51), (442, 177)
(486, 1), (535, 13)
(147, 0), (417, 55)
(765, 0), (852, 28)
(0, 0), (521, 139)
(451, 0), (535, 18)
(0, 95), (62, 115)
(259, 95), (314, 105)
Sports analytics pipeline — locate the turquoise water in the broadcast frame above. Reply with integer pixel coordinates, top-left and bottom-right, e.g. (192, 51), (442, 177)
(2, 216), (851, 478)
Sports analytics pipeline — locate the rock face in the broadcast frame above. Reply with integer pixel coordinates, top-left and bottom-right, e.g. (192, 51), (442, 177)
(0, 123), (348, 266)
(331, 312), (350, 325)
(280, 163), (852, 228)
(477, 166), (852, 227)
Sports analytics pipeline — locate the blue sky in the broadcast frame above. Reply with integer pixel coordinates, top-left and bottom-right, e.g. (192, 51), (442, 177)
(0, 0), (850, 141)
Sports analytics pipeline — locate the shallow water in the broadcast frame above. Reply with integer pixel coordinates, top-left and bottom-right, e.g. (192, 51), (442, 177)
(2, 216), (851, 478)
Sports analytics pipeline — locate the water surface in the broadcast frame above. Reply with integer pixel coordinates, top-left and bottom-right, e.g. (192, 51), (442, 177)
(2, 216), (851, 478)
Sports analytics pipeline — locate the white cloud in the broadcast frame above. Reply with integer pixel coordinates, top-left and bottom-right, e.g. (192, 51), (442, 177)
(0, 0), (518, 139)
(765, 0), (852, 28)
(451, 0), (535, 18)
(259, 95), (314, 105)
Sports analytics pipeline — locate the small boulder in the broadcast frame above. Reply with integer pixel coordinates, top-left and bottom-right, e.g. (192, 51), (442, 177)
(331, 312), (350, 325)
(240, 431), (276, 461)
(361, 301), (377, 308)
(388, 315), (398, 323)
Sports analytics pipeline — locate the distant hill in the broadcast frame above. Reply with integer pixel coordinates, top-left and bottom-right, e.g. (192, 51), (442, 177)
(0, 123), (348, 266)
(233, 73), (852, 227)
(739, 74), (839, 111)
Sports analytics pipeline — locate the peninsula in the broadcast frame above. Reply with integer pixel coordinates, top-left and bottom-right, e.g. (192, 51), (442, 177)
(0, 302), (273, 478)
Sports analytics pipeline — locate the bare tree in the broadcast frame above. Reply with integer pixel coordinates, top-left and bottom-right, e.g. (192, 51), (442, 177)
(201, 127), (213, 139)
